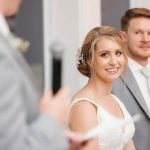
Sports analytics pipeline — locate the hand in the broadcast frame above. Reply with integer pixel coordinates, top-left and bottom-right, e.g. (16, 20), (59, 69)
(65, 130), (87, 150)
(40, 86), (69, 125)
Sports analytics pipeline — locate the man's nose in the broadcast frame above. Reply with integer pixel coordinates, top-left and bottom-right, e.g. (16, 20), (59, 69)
(141, 33), (150, 42)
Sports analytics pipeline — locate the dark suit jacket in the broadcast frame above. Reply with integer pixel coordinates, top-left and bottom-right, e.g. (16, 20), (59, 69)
(0, 33), (68, 150)
(112, 66), (150, 150)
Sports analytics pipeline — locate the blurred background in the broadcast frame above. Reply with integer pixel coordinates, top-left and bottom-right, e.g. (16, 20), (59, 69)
(13, 0), (150, 97)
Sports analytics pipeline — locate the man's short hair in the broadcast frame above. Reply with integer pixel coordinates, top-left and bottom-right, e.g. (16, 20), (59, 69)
(121, 8), (150, 31)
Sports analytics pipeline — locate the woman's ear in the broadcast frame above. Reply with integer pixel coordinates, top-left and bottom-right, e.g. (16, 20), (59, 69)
(119, 31), (127, 42)
(87, 59), (91, 68)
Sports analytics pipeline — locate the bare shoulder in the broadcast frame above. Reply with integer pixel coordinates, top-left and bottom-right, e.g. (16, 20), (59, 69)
(69, 93), (98, 132)
(71, 86), (91, 101)
(70, 87), (97, 114)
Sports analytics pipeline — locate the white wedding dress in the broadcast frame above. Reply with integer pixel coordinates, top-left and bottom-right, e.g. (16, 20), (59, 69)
(70, 95), (135, 150)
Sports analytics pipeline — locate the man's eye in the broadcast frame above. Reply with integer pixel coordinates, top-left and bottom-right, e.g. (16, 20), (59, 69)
(135, 31), (141, 35)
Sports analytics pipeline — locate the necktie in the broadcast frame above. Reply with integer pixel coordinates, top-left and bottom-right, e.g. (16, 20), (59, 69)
(140, 67), (150, 94)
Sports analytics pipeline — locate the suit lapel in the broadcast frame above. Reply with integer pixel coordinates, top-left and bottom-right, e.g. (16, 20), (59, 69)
(121, 66), (150, 118)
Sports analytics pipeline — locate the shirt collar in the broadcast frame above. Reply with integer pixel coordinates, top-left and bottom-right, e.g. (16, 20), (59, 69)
(0, 12), (10, 37)
(128, 57), (150, 73)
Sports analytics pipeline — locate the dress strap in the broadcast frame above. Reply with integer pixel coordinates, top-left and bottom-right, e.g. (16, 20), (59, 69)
(70, 97), (99, 109)
(111, 94), (131, 120)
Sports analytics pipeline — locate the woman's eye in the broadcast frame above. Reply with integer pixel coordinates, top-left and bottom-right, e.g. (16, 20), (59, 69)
(100, 53), (108, 58)
(116, 50), (123, 56)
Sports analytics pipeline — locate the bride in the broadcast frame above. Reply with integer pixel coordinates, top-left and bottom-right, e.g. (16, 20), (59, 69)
(68, 26), (135, 150)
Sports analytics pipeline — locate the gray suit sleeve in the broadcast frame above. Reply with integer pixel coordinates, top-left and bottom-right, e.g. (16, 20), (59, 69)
(0, 44), (68, 150)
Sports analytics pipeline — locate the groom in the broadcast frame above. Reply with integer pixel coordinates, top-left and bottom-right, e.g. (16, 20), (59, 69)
(112, 8), (150, 150)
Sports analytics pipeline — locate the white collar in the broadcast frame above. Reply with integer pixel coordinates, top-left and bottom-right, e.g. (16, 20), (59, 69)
(128, 57), (143, 73)
(128, 57), (150, 73)
(0, 12), (10, 37)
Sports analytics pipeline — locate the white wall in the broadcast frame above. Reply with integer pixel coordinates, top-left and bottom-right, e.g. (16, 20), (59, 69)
(77, 0), (101, 94)
(43, 0), (101, 97)
(43, 0), (52, 89)
(130, 0), (150, 9)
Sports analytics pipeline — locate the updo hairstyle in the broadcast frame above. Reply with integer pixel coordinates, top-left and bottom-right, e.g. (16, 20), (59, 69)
(77, 26), (127, 77)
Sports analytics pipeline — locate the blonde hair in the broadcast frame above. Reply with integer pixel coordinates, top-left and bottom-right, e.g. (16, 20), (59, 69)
(77, 26), (127, 77)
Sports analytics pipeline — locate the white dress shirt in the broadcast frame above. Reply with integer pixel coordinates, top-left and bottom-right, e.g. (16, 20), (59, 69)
(0, 13), (10, 37)
(128, 57), (150, 111)
(0, 14), (29, 52)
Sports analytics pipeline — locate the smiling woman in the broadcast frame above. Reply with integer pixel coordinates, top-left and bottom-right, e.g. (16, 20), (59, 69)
(68, 26), (136, 150)
(77, 26), (127, 78)
(89, 38), (126, 82)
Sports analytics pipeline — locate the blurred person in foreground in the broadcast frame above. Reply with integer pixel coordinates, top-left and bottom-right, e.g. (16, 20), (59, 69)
(68, 26), (135, 150)
(0, 0), (83, 149)
(112, 8), (150, 150)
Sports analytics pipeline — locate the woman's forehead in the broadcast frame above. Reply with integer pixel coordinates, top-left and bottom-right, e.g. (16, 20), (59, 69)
(96, 37), (121, 50)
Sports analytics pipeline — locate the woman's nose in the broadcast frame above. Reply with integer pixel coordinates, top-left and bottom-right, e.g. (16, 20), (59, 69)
(109, 55), (117, 66)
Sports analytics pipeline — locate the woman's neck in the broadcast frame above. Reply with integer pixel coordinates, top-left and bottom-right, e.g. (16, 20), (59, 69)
(87, 78), (112, 98)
